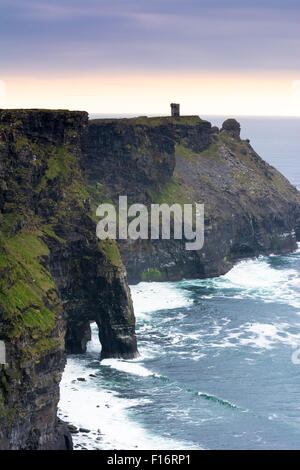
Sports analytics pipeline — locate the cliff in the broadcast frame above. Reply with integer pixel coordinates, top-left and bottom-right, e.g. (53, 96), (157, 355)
(84, 116), (300, 283)
(0, 110), (137, 450)
(1, 110), (299, 450)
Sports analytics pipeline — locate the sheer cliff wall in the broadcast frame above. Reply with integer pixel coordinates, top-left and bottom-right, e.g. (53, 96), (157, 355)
(0, 110), (137, 450)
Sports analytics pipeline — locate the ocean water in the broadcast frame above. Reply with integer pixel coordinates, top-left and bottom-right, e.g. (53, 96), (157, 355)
(59, 117), (300, 450)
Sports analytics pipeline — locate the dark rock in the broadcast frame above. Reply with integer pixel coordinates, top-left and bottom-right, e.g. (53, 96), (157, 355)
(79, 428), (90, 433)
(221, 118), (241, 138)
(77, 377), (86, 382)
(67, 424), (79, 434)
(0, 109), (138, 450)
(66, 321), (91, 355)
(47, 419), (73, 450)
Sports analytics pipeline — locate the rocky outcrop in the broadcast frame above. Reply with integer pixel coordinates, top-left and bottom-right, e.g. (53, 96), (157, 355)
(0, 109), (137, 450)
(83, 116), (300, 283)
(221, 118), (241, 138)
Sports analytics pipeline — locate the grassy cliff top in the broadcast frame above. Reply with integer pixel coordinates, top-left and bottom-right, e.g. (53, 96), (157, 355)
(0, 109), (87, 114)
(89, 115), (208, 127)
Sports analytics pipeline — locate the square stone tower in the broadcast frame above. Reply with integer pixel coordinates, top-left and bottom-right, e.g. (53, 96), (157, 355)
(171, 103), (180, 117)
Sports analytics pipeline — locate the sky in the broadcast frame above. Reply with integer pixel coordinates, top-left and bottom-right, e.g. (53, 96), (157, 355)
(1, 0), (300, 116)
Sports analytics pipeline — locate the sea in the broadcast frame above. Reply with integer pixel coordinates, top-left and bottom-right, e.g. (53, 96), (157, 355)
(58, 116), (300, 450)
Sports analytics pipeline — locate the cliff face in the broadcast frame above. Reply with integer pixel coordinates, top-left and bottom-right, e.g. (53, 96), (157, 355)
(0, 110), (137, 450)
(1, 110), (299, 449)
(84, 117), (176, 202)
(84, 116), (300, 283)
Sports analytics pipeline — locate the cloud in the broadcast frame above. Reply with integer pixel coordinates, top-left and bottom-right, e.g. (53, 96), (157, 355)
(1, 0), (300, 75)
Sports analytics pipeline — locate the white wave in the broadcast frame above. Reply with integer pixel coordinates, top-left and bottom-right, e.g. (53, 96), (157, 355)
(241, 322), (300, 349)
(130, 281), (193, 319)
(59, 357), (197, 450)
(137, 342), (166, 360)
(214, 257), (300, 308)
(178, 248), (300, 308)
(101, 358), (156, 377)
(224, 259), (297, 289)
(191, 353), (206, 361)
(210, 322), (300, 351)
(87, 323), (101, 355)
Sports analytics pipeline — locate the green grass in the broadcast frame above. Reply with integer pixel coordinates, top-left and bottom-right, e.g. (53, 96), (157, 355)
(87, 182), (112, 205)
(42, 147), (75, 182)
(141, 268), (162, 281)
(28, 338), (61, 357)
(0, 229), (58, 348)
(98, 240), (122, 267)
(175, 142), (221, 163)
(22, 306), (55, 334)
(151, 173), (193, 206)
(90, 115), (206, 128)
(175, 144), (199, 162)
(14, 137), (29, 151)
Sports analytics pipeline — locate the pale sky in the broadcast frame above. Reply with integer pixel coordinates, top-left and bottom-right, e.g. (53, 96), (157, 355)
(1, 0), (300, 116)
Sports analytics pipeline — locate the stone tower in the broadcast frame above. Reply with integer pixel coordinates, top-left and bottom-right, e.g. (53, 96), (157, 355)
(170, 103), (180, 117)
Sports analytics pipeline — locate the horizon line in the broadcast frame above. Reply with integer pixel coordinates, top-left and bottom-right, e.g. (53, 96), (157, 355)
(2, 108), (300, 119)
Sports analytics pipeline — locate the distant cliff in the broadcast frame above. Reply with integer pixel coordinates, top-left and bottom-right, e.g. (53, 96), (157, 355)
(0, 110), (137, 450)
(84, 116), (300, 283)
